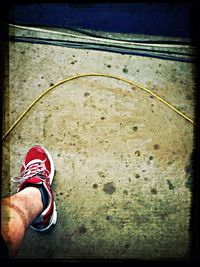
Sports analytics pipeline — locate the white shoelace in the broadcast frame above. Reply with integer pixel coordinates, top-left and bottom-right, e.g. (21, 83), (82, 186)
(12, 160), (49, 184)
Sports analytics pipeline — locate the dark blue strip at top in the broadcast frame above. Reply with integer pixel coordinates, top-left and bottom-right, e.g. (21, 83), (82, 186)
(8, 3), (194, 38)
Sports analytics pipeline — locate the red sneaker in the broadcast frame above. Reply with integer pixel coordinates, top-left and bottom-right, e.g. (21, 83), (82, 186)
(12, 145), (57, 232)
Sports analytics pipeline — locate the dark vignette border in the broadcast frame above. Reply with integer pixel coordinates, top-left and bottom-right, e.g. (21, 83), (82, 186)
(0, 0), (200, 264)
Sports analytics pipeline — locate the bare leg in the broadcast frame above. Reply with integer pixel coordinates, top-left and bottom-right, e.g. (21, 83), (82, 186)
(1, 187), (43, 257)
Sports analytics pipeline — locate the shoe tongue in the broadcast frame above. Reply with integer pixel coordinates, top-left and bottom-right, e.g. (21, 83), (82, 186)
(34, 183), (49, 211)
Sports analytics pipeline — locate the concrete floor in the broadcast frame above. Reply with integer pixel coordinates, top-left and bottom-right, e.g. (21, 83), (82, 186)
(2, 40), (195, 259)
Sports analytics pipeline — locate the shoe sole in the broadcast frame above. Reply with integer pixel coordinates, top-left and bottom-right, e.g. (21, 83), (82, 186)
(31, 202), (57, 232)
